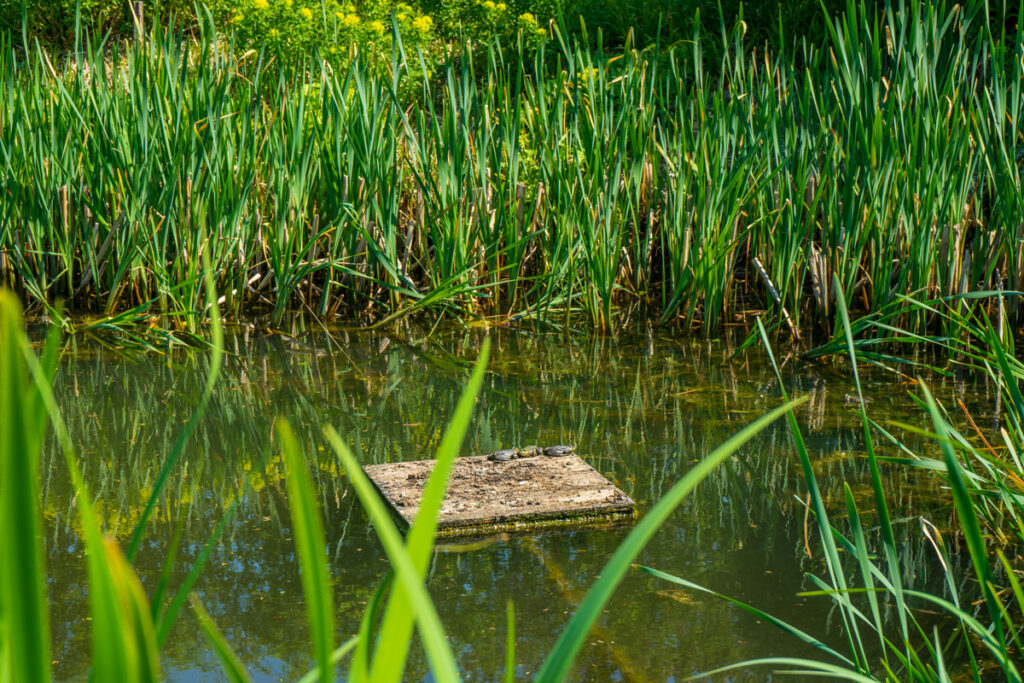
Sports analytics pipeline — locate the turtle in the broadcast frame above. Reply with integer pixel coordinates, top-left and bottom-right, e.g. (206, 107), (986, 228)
(543, 444), (575, 457)
(517, 445), (543, 458)
(487, 448), (518, 462)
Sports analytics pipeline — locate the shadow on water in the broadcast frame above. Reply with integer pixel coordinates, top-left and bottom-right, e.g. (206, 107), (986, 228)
(42, 324), (988, 681)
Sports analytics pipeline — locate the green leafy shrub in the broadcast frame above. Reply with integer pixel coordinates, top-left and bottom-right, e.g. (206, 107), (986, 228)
(0, 0), (196, 50)
(0, 0), (124, 48)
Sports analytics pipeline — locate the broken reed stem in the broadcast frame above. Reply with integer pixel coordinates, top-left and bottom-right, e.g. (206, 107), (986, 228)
(753, 256), (800, 342)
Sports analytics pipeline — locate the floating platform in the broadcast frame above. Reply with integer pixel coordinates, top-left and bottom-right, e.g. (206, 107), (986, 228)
(363, 455), (637, 538)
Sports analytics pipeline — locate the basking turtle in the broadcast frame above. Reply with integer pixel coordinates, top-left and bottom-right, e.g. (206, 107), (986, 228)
(487, 448), (518, 462)
(517, 445), (543, 458)
(543, 444), (575, 457)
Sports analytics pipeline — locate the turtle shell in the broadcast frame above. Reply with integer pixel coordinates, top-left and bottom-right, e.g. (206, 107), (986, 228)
(487, 448), (518, 462)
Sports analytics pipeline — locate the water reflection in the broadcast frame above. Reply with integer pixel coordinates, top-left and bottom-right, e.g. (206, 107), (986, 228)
(43, 325), (984, 681)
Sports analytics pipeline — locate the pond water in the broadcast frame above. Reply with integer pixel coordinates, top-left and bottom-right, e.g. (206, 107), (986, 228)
(41, 324), (985, 681)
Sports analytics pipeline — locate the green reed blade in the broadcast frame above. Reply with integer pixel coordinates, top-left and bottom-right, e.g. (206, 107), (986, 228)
(842, 483), (886, 656)
(756, 318), (868, 667)
(0, 614), (6, 681)
(918, 381), (1004, 648)
(189, 594), (253, 683)
(534, 396), (807, 683)
(0, 292), (50, 683)
(295, 637), (360, 683)
(126, 258), (224, 562)
(834, 273), (909, 655)
(505, 600), (516, 683)
(351, 573), (392, 682)
(155, 498), (239, 647)
(695, 657), (879, 682)
(639, 566), (853, 665)
(325, 426), (460, 683)
(101, 537), (162, 682)
(67, 423), (161, 682)
(12, 295), (164, 683)
(149, 515), (185, 623)
(369, 338), (491, 683)
(898, 589), (1021, 680)
(278, 419), (335, 682)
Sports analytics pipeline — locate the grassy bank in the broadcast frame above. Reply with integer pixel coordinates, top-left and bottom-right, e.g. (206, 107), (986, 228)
(0, 1), (1021, 335)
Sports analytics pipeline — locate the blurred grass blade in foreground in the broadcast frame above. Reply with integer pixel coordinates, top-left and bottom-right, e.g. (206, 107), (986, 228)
(0, 291), (51, 683)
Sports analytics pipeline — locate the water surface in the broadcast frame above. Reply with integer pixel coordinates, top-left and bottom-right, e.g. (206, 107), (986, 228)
(43, 324), (982, 681)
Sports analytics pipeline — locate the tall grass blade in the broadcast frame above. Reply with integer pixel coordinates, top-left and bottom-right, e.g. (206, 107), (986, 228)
(154, 500), (238, 646)
(125, 258), (224, 561)
(278, 419), (335, 682)
(834, 274), (909, 659)
(325, 427), (461, 683)
(0, 292), (50, 683)
(505, 600), (516, 683)
(70, 451), (161, 682)
(8, 297), (164, 683)
(918, 381), (1004, 646)
(295, 638), (360, 683)
(756, 317), (868, 666)
(534, 396), (807, 683)
(189, 594), (253, 683)
(369, 338), (491, 683)
(638, 566), (853, 665)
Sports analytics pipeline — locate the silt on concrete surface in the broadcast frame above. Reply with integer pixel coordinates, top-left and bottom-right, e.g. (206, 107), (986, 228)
(363, 455), (637, 538)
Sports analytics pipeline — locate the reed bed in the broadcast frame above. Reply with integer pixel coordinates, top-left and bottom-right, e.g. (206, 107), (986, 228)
(0, 2), (1021, 335)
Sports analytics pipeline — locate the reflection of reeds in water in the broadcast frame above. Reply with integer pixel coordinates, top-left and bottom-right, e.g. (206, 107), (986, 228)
(44, 326), (959, 549)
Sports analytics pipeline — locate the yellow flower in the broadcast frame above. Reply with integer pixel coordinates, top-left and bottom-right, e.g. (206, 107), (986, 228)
(412, 15), (432, 32)
(269, 28), (279, 37)
(369, 20), (386, 33)
(232, 11), (245, 22)
(519, 12), (535, 24)
(483, 0), (495, 8)
(253, 0), (268, 10)
(284, 0), (293, 6)
(496, 2), (506, 10)
(342, 13), (359, 26)
(300, 6), (313, 19)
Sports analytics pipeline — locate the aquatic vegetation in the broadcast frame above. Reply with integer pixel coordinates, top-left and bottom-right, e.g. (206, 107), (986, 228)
(0, 1), (1020, 334)
(641, 284), (1024, 680)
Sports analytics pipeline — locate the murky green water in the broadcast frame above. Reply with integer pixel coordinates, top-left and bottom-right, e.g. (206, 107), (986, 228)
(42, 324), (985, 681)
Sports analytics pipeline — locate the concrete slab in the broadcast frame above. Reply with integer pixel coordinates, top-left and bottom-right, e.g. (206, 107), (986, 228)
(363, 455), (636, 538)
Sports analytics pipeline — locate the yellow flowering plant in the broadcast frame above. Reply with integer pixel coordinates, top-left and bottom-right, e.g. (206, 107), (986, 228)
(212, 0), (441, 70)
(419, 0), (554, 50)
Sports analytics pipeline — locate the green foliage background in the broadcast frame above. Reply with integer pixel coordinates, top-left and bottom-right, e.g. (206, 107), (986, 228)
(3, 0), (1014, 69)
(0, 0), (956, 57)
